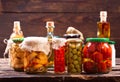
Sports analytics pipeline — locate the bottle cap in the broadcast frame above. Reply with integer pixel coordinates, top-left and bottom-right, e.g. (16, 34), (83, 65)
(100, 11), (107, 17)
(13, 21), (21, 31)
(46, 21), (55, 28)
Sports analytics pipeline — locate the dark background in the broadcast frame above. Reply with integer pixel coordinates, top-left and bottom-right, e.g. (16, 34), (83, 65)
(0, 0), (120, 57)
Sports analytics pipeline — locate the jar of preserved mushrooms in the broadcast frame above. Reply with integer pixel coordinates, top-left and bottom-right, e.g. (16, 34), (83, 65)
(83, 38), (112, 74)
(67, 37), (83, 74)
(20, 37), (50, 74)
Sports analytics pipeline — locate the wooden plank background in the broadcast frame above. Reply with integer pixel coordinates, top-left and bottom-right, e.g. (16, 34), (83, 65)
(0, 0), (120, 57)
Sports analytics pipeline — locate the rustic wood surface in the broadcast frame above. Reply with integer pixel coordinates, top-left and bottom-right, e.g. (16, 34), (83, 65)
(0, 58), (120, 82)
(0, 0), (120, 58)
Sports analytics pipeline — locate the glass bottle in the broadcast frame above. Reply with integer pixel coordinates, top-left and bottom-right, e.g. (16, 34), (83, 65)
(46, 21), (55, 67)
(97, 11), (110, 38)
(9, 21), (24, 71)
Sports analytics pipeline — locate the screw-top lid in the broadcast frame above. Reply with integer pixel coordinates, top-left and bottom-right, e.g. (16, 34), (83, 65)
(63, 34), (80, 39)
(86, 38), (109, 42)
(108, 41), (116, 44)
(46, 21), (55, 28)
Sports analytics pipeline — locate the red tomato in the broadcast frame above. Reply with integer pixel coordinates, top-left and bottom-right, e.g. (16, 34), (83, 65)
(91, 51), (103, 64)
(105, 59), (112, 70)
(83, 46), (89, 58)
(87, 42), (96, 54)
(97, 43), (112, 60)
(83, 61), (96, 73)
(97, 61), (107, 73)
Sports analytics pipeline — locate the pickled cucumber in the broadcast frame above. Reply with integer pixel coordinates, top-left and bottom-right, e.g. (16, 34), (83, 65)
(73, 55), (78, 60)
(70, 44), (76, 49)
(72, 49), (77, 54)
(69, 64), (74, 69)
(71, 68), (77, 73)
(73, 60), (79, 65)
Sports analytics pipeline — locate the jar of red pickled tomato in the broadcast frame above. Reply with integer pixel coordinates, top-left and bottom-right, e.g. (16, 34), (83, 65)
(52, 38), (66, 74)
(83, 38), (112, 74)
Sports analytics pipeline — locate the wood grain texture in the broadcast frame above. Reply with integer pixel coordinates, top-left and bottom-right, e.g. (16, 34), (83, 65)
(0, 0), (120, 57)
(0, 58), (120, 82)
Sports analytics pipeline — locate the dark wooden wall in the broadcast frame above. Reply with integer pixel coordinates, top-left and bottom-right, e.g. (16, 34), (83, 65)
(0, 0), (120, 57)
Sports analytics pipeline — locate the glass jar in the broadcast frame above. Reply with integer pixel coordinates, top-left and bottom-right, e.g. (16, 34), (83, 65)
(64, 34), (81, 66)
(83, 38), (112, 74)
(20, 37), (50, 74)
(67, 39), (83, 74)
(9, 38), (24, 71)
(52, 38), (66, 74)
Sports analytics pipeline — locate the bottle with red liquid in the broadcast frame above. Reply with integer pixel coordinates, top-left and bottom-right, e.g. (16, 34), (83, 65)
(52, 38), (66, 74)
(83, 38), (112, 74)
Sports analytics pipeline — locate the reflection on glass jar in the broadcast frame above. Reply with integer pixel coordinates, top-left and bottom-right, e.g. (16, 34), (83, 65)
(83, 38), (112, 74)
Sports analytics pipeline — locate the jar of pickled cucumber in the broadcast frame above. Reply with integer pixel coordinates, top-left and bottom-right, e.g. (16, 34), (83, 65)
(20, 37), (50, 74)
(67, 38), (83, 74)
(83, 38), (112, 74)
(64, 34), (82, 66)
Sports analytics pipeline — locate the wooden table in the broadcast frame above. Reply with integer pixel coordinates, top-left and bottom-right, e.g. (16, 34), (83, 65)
(0, 58), (120, 82)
